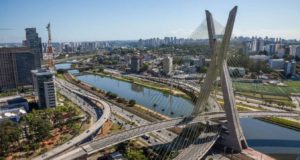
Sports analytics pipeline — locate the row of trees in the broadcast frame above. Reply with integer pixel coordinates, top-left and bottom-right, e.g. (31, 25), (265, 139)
(105, 91), (136, 107)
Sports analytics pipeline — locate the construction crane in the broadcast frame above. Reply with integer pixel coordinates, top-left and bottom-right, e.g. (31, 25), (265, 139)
(46, 23), (54, 70)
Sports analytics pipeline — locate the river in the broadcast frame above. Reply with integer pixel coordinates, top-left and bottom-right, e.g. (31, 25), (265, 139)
(77, 74), (194, 117)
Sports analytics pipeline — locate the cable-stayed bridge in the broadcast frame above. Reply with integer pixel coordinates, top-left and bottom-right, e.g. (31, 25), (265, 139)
(35, 6), (300, 160)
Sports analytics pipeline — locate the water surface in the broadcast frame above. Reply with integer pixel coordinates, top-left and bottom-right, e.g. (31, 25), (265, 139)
(77, 74), (194, 117)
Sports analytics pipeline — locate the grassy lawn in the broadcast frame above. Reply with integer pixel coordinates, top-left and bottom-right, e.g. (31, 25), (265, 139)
(233, 81), (300, 108)
(233, 81), (300, 96)
(56, 73), (66, 80)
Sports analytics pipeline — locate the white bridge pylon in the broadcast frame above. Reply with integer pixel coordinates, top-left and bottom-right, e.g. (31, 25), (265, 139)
(192, 6), (247, 151)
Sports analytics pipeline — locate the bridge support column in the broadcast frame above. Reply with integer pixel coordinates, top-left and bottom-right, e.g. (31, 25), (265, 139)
(220, 63), (247, 151)
(193, 6), (248, 152)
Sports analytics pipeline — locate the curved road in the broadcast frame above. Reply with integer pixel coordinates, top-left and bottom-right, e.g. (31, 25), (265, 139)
(33, 79), (111, 160)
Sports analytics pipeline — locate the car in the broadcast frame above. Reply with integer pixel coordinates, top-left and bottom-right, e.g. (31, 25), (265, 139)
(141, 135), (150, 140)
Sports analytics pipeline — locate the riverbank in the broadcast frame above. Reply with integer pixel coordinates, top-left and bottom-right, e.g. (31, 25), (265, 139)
(86, 70), (191, 100)
(259, 117), (300, 132)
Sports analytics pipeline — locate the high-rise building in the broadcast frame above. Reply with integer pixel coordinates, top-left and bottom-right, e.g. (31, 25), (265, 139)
(251, 37), (264, 52)
(31, 69), (56, 108)
(264, 44), (276, 54)
(258, 38), (265, 52)
(0, 47), (35, 90)
(269, 59), (285, 70)
(284, 60), (296, 76)
(251, 38), (258, 52)
(289, 45), (300, 57)
(24, 28), (42, 68)
(163, 56), (173, 75)
(130, 54), (142, 73)
(275, 43), (282, 53)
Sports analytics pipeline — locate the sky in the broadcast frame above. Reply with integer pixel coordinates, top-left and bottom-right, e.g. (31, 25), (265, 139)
(1, 0), (300, 43)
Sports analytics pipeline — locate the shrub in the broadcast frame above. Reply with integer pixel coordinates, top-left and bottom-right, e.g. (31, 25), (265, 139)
(117, 97), (127, 104)
(106, 91), (118, 99)
(128, 99), (136, 107)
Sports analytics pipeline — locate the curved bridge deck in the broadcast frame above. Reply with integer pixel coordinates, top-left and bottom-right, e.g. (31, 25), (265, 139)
(54, 111), (299, 160)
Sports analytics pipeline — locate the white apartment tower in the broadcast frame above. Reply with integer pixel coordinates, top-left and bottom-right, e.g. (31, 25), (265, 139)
(163, 56), (173, 75)
(31, 69), (56, 108)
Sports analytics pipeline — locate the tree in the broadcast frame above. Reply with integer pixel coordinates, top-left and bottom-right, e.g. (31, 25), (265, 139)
(199, 67), (208, 73)
(106, 91), (118, 99)
(152, 103), (157, 108)
(21, 111), (52, 147)
(98, 68), (104, 72)
(117, 97), (127, 104)
(173, 57), (183, 65)
(76, 80), (81, 84)
(140, 63), (149, 72)
(116, 141), (129, 152)
(0, 120), (22, 156)
(125, 149), (148, 160)
(68, 123), (81, 135)
(128, 99), (136, 107)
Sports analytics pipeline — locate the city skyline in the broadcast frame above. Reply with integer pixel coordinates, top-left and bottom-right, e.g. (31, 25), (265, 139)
(1, 0), (300, 43)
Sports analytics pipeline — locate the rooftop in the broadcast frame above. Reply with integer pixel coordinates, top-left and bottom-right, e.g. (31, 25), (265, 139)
(0, 47), (31, 54)
(31, 69), (54, 76)
(0, 95), (23, 103)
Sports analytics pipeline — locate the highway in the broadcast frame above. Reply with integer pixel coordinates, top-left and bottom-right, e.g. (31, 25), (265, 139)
(54, 110), (299, 160)
(57, 78), (177, 156)
(33, 79), (111, 160)
(59, 77), (177, 143)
